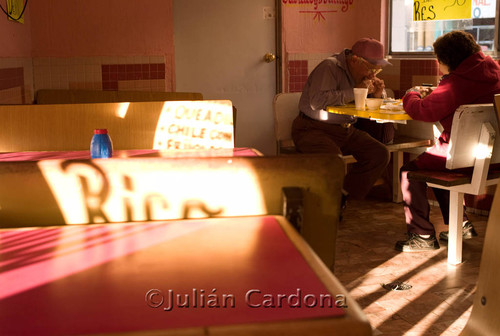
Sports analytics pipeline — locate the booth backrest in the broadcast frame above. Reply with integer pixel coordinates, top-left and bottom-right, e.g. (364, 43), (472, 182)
(35, 89), (203, 104)
(0, 100), (234, 152)
(33, 89), (240, 137)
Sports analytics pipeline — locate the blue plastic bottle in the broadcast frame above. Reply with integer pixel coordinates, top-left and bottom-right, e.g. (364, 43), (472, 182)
(90, 129), (113, 158)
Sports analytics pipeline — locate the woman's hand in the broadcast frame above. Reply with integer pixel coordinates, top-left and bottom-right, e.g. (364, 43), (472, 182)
(417, 86), (435, 98)
(406, 86), (435, 98)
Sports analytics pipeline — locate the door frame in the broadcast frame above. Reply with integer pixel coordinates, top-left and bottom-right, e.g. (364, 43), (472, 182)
(275, 0), (283, 93)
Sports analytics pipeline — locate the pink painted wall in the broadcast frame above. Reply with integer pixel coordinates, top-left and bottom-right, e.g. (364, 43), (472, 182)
(29, 0), (174, 57)
(282, 0), (386, 54)
(0, 5), (32, 57)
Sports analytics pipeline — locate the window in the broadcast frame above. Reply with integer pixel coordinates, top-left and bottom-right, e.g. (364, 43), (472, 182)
(390, 0), (498, 54)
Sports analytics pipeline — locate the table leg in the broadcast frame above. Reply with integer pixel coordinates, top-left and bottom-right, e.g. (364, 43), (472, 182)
(392, 151), (403, 203)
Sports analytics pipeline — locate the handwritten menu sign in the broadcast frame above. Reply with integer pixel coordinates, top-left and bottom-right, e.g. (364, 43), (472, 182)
(413, 0), (471, 21)
(281, 0), (354, 22)
(153, 100), (234, 150)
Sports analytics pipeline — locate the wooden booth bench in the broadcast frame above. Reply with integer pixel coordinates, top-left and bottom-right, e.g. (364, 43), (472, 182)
(0, 154), (345, 270)
(408, 103), (500, 265)
(273, 92), (434, 202)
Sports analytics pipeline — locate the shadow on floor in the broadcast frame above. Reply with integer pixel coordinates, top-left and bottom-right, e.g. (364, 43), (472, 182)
(334, 192), (486, 336)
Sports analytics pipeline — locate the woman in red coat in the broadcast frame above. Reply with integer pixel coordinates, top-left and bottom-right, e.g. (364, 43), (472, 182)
(396, 31), (500, 252)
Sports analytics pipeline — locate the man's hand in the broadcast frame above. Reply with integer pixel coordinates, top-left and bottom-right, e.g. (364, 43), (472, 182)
(370, 77), (385, 98)
(355, 78), (373, 89)
(355, 77), (385, 98)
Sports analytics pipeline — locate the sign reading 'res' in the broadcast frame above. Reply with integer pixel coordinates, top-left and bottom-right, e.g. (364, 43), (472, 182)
(413, 0), (471, 21)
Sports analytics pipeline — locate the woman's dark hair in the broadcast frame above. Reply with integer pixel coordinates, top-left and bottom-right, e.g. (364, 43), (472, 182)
(433, 31), (481, 71)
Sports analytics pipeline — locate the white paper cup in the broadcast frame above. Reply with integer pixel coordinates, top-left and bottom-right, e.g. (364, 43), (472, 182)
(353, 88), (368, 110)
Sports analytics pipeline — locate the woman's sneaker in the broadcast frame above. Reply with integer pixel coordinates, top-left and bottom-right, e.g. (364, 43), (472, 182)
(395, 233), (440, 252)
(439, 221), (478, 241)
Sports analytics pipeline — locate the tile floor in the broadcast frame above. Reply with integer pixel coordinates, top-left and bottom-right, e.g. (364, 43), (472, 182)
(334, 191), (487, 336)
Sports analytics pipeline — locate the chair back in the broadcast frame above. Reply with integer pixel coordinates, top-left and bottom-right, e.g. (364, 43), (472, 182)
(447, 104), (500, 170)
(384, 88), (395, 98)
(273, 93), (301, 153)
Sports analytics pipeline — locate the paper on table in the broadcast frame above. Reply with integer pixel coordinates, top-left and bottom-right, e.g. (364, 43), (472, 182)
(380, 104), (404, 112)
(379, 110), (407, 114)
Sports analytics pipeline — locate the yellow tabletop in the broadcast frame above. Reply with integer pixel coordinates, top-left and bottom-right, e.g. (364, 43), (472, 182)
(327, 103), (411, 121)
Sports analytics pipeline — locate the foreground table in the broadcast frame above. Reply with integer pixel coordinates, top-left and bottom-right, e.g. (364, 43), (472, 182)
(0, 216), (372, 336)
